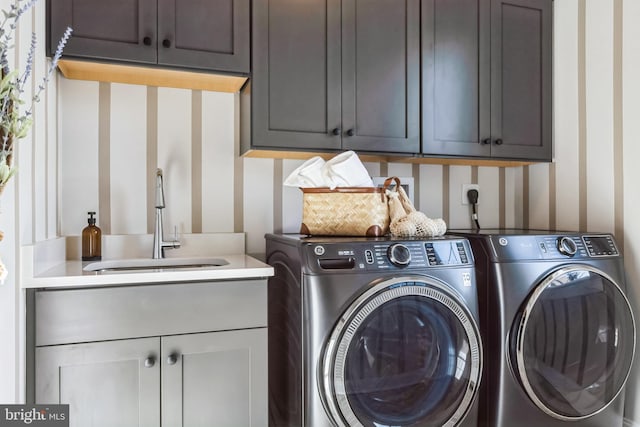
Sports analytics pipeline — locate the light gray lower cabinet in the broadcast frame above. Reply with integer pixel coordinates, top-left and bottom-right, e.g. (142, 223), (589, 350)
(32, 280), (268, 427)
(36, 338), (161, 427)
(162, 329), (267, 426)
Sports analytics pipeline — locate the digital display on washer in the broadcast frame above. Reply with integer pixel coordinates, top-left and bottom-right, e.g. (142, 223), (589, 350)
(583, 235), (618, 256)
(424, 241), (469, 266)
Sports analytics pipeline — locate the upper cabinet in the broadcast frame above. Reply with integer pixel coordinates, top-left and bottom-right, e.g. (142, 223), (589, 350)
(245, 0), (420, 154)
(50, 0), (552, 162)
(48, 0), (250, 74)
(422, 0), (552, 161)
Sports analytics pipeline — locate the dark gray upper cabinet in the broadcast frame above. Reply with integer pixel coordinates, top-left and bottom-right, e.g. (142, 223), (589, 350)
(48, 0), (249, 74)
(157, 0), (249, 72)
(422, 0), (552, 160)
(247, 0), (420, 154)
(48, 0), (158, 64)
(249, 0), (342, 151)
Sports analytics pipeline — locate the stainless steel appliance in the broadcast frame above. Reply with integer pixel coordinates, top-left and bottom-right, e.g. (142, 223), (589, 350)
(450, 229), (636, 427)
(265, 234), (482, 427)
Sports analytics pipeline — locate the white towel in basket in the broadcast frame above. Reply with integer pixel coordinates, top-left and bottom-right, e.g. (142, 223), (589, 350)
(322, 151), (373, 189)
(283, 156), (327, 187)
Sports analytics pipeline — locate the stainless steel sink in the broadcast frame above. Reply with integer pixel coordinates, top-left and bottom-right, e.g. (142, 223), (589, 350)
(83, 257), (229, 272)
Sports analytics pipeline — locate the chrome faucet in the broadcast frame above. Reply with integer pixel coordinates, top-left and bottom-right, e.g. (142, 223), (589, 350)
(153, 168), (181, 259)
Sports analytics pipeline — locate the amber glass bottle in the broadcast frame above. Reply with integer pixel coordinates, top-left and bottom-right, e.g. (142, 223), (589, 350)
(82, 211), (102, 261)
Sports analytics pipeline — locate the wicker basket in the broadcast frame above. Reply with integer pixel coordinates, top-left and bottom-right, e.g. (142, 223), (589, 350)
(300, 177), (400, 236)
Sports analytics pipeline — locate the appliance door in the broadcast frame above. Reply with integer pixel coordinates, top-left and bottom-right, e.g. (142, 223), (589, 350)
(511, 265), (636, 421)
(321, 277), (482, 427)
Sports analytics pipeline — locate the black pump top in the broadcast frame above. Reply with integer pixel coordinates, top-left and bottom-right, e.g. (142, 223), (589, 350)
(87, 211), (97, 225)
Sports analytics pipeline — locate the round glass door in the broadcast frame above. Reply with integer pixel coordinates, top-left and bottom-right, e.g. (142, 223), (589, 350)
(321, 278), (482, 427)
(511, 266), (636, 420)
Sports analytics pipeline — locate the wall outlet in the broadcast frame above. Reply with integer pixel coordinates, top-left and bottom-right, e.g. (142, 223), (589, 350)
(462, 184), (480, 205)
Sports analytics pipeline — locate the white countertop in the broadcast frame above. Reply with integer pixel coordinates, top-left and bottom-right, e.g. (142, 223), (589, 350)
(23, 254), (274, 289)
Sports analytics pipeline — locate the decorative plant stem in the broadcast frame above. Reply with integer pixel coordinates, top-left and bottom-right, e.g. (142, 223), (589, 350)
(0, 0), (72, 187)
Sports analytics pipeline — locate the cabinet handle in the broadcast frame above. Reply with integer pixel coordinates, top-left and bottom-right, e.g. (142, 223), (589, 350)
(167, 353), (179, 365)
(143, 36), (152, 46)
(162, 39), (172, 48)
(480, 138), (491, 145)
(331, 128), (340, 136)
(494, 138), (503, 145)
(346, 129), (355, 137)
(144, 356), (156, 368)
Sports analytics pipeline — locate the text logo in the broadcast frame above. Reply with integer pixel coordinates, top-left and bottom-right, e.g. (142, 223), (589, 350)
(0, 405), (69, 427)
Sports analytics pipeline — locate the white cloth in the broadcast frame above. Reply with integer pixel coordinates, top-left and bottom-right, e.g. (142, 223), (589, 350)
(283, 156), (327, 187)
(321, 151), (373, 189)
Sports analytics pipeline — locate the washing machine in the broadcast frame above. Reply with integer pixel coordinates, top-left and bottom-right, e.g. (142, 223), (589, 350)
(265, 234), (483, 427)
(450, 229), (636, 427)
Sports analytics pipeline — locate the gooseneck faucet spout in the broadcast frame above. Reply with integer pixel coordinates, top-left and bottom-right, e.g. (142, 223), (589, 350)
(153, 168), (181, 259)
(155, 168), (166, 209)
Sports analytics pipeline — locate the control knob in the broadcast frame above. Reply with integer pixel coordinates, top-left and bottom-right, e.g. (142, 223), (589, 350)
(387, 244), (411, 267)
(557, 236), (578, 257)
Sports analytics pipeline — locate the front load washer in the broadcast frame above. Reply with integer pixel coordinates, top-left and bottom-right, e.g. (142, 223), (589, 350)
(265, 234), (483, 427)
(450, 229), (636, 427)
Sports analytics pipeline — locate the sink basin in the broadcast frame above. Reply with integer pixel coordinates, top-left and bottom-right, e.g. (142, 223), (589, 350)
(83, 257), (229, 272)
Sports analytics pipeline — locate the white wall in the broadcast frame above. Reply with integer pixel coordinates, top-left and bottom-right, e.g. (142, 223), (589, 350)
(0, 0), (59, 402)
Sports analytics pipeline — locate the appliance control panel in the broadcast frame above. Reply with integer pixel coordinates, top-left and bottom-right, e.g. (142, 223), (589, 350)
(490, 234), (619, 260)
(582, 235), (619, 257)
(306, 238), (473, 272)
(538, 235), (588, 258)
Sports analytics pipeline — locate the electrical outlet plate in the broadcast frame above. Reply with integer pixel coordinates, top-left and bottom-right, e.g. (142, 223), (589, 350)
(462, 184), (480, 205)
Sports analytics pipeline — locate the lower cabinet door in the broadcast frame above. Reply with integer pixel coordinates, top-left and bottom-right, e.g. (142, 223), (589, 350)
(162, 328), (268, 427)
(35, 337), (160, 427)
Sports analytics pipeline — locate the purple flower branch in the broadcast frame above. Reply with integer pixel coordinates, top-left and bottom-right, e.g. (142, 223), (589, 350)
(0, 0), (72, 183)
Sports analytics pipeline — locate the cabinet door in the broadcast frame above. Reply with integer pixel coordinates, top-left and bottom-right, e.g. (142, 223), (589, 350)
(48, 0), (157, 64)
(162, 328), (267, 426)
(158, 0), (250, 73)
(490, 0), (552, 160)
(342, 0), (420, 153)
(36, 338), (160, 427)
(421, 0), (491, 157)
(251, 0), (342, 150)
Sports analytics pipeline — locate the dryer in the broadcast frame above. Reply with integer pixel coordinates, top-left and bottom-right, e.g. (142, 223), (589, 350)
(265, 234), (483, 427)
(451, 229), (636, 427)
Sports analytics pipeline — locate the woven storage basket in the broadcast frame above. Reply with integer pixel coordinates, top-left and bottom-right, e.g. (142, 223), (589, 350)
(300, 177), (400, 236)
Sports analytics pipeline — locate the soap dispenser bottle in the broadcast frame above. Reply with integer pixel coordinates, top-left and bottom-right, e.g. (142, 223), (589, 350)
(82, 211), (102, 261)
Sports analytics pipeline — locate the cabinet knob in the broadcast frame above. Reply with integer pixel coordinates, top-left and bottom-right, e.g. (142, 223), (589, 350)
(346, 129), (355, 137)
(143, 36), (152, 46)
(167, 353), (179, 365)
(494, 138), (503, 145)
(480, 138), (491, 145)
(331, 128), (340, 136)
(162, 39), (172, 48)
(144, 356), (156, 368)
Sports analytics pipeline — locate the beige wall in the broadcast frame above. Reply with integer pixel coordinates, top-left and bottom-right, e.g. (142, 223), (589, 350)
(553, 0), (640, 422)
(3, 0), (640, 422)
(58, 79), (521, 254)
